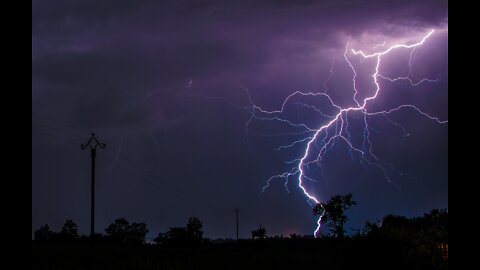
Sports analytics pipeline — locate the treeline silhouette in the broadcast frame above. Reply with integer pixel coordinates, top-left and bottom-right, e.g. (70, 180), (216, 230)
(33, 217), (203, 246)
(32, 202), (448, 269)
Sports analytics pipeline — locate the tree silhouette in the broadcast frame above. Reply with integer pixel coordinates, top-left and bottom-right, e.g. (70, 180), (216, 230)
(313, 193), (357, 238)
(129, 222), (149, 244)
(105, 218), (149, 244)
(251, 225), (266, 240)
(105, 218), (130, 243)
(186, 217), (203, 242)
(362, 209), (448, 268)
(153, 232), (168, 245)
(34, 224), (53, 243)
(166, 227), (189, 244)
(59, 219), (79, 242)
(155, 217), (204, 245)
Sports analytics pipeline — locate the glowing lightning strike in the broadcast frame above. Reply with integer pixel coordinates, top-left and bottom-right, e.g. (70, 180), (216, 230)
(185, 29), (447, 238)
(249, 29), (447, 237)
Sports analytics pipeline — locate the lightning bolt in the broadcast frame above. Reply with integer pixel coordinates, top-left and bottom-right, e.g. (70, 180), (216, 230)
(185, 29), (447, 237)
(245, 29), (447, 237)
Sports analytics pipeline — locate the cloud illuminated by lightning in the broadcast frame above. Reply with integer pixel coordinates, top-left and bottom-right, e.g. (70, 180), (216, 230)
(246, 29), (447, 237)
(184, 28), (447, 238)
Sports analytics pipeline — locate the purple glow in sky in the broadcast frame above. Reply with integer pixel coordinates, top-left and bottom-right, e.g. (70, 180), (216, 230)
(33, 0), (447, 239)
(247, 28), (447, 237)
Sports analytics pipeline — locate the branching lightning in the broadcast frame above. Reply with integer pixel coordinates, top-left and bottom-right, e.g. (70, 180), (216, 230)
(244, 29), (447, 237)
(186, 29), (447, 237)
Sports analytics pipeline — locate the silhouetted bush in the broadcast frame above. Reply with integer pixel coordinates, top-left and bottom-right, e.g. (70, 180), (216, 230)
(154, 217), (204, 245)
(251, 225), (266, 240)
(33, 224), (53, 243)
(105, 217), (149, 245)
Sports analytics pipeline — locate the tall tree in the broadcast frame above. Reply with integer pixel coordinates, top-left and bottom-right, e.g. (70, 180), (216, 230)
(313, 193), (357, 238)
(59, 219), (79, 241)
(186, 217), (203, 242)
(105, 218), (149, 244)
(156, 217), (204, 245)
(129, 222), (149, 244)
(105, 217), (130, 243)
(251, 225), (266, 240)
(33, 224), (53, 243)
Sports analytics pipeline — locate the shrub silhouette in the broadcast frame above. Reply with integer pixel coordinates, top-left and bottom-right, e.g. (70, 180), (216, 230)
(251, 225), (266, 240)
(34, 224), (53, 243)
(105, 217), (149, 244)
(154, 217), (204, 245)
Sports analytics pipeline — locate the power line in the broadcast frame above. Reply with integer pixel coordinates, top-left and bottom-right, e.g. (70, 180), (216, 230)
(33, 125), (193, 203)
(32, 120), (86, 140)
(32, 127), (82, 145)
(111, 161), (186, 200)
(104, 146), (189, 197)
(32, 112), (91, 135)
(32, 124), (181, 195)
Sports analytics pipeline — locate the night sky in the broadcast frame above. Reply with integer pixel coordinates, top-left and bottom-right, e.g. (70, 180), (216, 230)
(32, 0), (448, 240)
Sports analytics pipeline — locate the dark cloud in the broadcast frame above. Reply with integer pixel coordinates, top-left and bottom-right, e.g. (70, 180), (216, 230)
(33, 0), (447, 238)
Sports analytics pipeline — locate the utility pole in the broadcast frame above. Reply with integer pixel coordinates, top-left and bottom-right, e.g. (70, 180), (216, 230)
(233, 206), (241, 241)
(81, 133), (106, 239)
